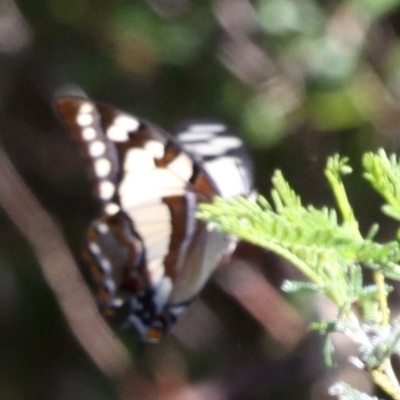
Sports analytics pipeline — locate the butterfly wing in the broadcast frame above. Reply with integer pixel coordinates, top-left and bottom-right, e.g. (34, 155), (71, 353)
(169, 122), (255, 303)
(57, 97), (252, 341)
(176, 122), (254, 198)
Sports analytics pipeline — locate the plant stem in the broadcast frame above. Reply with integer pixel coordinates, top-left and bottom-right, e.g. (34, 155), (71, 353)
(374, 271), (390, 325)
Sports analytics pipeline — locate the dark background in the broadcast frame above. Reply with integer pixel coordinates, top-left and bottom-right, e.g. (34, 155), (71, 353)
(0, 0), (400, 399)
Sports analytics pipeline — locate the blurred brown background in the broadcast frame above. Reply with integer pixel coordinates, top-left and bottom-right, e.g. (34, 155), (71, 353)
(1, 0), (400, 399)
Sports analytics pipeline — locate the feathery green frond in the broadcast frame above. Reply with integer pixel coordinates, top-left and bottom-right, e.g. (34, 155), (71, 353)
(325, 155), (360, 236)
(198, 150), (400, 398)
(199, 159), (400, 308)
(363, 149), (400, 222)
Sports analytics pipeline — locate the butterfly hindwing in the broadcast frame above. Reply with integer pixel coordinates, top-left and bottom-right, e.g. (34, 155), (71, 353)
(57, 97), (252, 341)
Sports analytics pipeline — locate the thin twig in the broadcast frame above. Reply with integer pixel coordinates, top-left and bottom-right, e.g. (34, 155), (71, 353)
(0, 143), (132, 377)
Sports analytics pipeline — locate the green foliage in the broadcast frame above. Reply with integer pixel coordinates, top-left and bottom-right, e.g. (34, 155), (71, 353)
(364, 150), (400, 222)
(198, 149), (400, 399)
(199, 152), (400, 303)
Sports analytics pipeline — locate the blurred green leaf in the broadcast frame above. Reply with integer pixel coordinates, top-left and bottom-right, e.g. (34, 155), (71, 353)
(307, 89), (365, 130)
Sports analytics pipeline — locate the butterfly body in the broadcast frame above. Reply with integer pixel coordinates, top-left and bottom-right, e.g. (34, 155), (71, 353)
(57, 97), (252, 342)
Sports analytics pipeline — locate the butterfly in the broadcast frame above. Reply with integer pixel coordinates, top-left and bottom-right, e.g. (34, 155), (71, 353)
(56, 97), (253, 342)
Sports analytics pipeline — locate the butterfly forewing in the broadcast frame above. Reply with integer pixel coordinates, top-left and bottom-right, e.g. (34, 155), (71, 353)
(57, 97), (251, 342)
(176, 122), (254, 198)
(57, 98), (121, 210)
